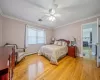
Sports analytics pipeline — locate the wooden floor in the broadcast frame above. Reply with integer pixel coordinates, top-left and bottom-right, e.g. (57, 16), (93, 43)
(13, 54), (100, 80)
(83, 47), (95, 60)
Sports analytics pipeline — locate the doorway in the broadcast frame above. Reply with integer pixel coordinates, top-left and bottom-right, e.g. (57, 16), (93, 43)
(82, 22), (97, 60)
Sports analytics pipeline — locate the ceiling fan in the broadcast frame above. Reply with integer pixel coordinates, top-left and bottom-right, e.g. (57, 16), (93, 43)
(38, 0), (60, 22)
(25, 0), (61, 21)
(25, 0), (89, 22)
(40, 8), (60, 21)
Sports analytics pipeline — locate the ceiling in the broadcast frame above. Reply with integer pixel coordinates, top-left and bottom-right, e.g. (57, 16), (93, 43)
(0, 0), (100, 28)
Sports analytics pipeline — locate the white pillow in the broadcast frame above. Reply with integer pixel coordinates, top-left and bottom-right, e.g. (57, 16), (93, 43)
(54, 41), (58, 45)
(57, 41), (62, 46)
(62, 41), (67, 46)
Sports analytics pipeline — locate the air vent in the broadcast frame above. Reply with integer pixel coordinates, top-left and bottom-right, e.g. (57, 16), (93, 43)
(38, 19), (42, 22)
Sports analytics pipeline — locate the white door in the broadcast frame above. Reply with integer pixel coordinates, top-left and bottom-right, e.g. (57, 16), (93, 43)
(96, 18), (100, 67)
(97, 18), (100, 42)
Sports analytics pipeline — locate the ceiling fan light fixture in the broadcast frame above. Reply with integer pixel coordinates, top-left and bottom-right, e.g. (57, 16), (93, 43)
(51, 9), (55, 15)
(48, 16), (56, 21)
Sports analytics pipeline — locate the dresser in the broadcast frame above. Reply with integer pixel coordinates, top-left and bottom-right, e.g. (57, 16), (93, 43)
(0, 47), (15, 80)
(68, 46), (76, 58)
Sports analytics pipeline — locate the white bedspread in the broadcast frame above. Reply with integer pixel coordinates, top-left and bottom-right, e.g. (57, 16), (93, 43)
(38, 45), (68, 64)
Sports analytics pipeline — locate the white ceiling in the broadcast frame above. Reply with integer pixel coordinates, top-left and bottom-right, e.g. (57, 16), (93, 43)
(0, 0), (100, 28)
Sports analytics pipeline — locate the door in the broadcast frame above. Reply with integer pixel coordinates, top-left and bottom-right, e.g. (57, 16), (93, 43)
(82, 22), (97, 60)
(97, 18), (100, 67)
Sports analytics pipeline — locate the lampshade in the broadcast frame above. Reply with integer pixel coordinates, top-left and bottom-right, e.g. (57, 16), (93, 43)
(52, 38), (55, 41)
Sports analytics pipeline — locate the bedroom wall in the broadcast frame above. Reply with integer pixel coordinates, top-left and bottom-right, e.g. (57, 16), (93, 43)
(2, 16), (53, 53)
(54, 16), (100, 56)
(0, 15), (2, 46)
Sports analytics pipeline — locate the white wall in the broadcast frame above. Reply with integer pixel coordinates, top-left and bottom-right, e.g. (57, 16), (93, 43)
(0, 15), (2, 46)
(2, 17), (25, 48)
(97, 18), (100, 65)
(2, 15), (100, 56)
(2, 16), (53, 53)
(54, 16), (100, 56)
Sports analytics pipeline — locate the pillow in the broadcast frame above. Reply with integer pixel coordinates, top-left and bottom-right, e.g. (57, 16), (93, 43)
(57, 41), (62, 46)
(62, 41), (67, 46)
(54, 41), (58, 45)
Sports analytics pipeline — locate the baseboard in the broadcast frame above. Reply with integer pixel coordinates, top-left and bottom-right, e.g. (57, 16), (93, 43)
(77, 53), (83, 57)
(25, 52), (37, 56)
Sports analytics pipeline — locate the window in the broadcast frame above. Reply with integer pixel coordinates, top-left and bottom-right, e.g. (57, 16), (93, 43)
(28, 28), (37, 44)
(26, 25), (46, 44)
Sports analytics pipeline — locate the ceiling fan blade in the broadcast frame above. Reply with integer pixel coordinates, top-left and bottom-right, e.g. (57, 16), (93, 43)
(45, 14), (50, 16)
(39, 14), (48, 21)
(25, 0), (47, 10)
(54, 14), (61, 17)
(51, 0), (58, 9)
(62, 6), (83, 11)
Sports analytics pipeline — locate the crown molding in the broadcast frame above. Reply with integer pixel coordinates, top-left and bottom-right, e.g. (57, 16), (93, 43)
(1, 14), (52, 29)
(1, 9), (100, 30)
(54, 14), (100, 29)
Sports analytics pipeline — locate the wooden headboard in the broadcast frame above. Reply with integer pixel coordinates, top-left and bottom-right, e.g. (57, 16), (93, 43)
(57, 39), (70, 45)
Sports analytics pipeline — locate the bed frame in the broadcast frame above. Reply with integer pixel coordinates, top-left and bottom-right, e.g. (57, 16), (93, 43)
(57, 39), (70, 45)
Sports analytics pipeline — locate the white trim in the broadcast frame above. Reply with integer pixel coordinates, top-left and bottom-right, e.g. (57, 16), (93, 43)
(97, 18), (99, 43)
(44, 30), (47, 44)
(26, 24), (45, 31)
(79, 54), (83, 57)
(81, 24), (83, 57)
(1, 10), (100, 29)
(81, 21), (97, 26)
(54, 14), (100, 29)
(26, 24), (46, 44)
(26, 25), (46, 45)
(81, 21), (97, 57)
(2, 14), (51, 29)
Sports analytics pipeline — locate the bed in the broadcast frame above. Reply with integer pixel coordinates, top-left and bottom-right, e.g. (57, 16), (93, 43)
(38, 39), (70, 65)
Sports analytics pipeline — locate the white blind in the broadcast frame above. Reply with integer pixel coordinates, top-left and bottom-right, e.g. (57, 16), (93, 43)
(37, 30), (45, 43)
(26, 25), (46, 45)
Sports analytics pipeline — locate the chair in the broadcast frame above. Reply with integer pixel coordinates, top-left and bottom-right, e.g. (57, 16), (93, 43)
(15, 48), (26, 64)
(4, 43), (26, 64)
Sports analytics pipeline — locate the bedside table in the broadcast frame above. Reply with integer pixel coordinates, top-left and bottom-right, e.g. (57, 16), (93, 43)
(68, 46), (76, 58)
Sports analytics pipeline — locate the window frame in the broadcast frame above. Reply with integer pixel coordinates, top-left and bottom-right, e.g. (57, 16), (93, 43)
(26, 25), (46, 45)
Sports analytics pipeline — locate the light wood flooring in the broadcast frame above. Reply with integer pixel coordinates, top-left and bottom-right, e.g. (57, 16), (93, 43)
(13, 54), (100, 80)
(83, 47), (95, 60)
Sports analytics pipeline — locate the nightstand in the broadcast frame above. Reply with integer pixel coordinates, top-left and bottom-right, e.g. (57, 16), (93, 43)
(68, 46), (76, 58)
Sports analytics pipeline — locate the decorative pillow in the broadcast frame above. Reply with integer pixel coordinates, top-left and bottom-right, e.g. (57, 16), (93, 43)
(62, 41), (67, 46)
(57, 41), (62, 46)
(54, 41), (58, 45)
